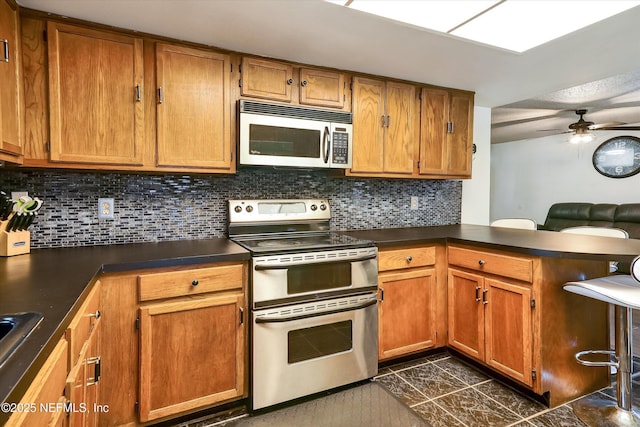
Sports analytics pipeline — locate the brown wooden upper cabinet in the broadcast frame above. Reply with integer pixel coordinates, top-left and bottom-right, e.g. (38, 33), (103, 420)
(240, 57), (347, 109)
(0, 0), (24, 163)
(155, 43), (233, 172)
(420, 88), (474, 177)
(349, 77), (417, 176)
(47, 22), (144, 165)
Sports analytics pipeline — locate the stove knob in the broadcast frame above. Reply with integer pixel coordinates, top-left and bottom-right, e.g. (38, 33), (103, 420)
(234, 205), (242, 213)
(246, 205), (254, 213)
(320, 204), (327, 210)
(310, 204), (317, 211)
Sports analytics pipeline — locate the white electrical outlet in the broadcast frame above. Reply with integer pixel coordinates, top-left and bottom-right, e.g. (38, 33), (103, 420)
(410, 196), (419, 210)
(98, 198), (115, 220)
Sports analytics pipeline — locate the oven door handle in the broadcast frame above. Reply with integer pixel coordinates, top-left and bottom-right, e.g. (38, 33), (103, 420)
(254, 253), (377, 270)
(255, 299), (377, 323)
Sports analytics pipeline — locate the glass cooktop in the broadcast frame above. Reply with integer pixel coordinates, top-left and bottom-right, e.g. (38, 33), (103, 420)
(231, 232), (373, 254)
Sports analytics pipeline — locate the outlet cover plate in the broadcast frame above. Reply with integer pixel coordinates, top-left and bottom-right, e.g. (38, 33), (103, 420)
(98, 198), (115, 220)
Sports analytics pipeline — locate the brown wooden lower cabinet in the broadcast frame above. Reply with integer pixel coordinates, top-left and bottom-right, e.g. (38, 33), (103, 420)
(98, 261), (248, 426)
(447, 244), (611, 406)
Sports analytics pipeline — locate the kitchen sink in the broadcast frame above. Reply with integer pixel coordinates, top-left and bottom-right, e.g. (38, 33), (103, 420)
(0, 312), (43, 367)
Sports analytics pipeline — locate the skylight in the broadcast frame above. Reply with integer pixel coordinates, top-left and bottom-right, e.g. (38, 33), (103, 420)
(326, 0), (640, 53)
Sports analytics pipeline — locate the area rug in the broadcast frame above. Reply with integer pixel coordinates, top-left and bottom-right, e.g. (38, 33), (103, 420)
(227, 382), (430, 427)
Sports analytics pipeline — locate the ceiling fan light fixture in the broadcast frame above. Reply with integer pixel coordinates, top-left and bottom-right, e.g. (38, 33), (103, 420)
(569, 129), (595, 144)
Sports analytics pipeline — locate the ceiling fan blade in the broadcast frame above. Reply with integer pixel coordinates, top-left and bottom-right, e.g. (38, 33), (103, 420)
(590, 121), (626, 129)
(595, 126), (640, 131)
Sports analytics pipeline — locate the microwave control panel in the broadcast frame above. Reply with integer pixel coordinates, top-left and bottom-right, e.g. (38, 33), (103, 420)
(332, 132), (349, 164)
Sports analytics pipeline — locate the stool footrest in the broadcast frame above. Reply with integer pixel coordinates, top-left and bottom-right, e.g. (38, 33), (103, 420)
(575, 350), (619, 368)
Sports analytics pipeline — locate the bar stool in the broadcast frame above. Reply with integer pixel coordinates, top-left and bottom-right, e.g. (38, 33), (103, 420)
(563, 255), (640, 426)
(490, 218), (537, 230)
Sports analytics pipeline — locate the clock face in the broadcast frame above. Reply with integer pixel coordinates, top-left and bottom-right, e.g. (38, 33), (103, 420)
(592, 136), (640, 178)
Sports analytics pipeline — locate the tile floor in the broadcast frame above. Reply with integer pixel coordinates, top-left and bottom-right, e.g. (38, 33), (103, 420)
(172, 351), (640, 427)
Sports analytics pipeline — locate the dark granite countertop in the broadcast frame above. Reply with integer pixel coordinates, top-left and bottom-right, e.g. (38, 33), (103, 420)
(344, 224), (640, 262)
(3, 224), (640, 410)
(0, 238), (249, 407)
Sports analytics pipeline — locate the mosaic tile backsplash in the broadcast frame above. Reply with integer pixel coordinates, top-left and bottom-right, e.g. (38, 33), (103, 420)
(0, 169), (462, 249)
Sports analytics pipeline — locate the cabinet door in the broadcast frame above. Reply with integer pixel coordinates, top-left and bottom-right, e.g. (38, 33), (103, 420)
(384, 81), (415, 174)
(47, 22), (144, 165)
(299, 68), (344, 108)
(379, 268), (436, 360)
(240, 57), (293, 102)
(66, 307), (101, 427)
(447, 269), (484, 360)
(351, 76), (385, 173)
(156, 44), (232, 171)
(0, 0), (24, 160)
(447, 91), (474, 176)
(484, 278), (533, 386)
(6, 339), (68, 427)
(419, 87), (449, 175)
(138, 294), (245, 422)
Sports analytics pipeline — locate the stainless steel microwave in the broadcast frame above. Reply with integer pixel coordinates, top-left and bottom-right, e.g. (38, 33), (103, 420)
(239, 100), (353, 169)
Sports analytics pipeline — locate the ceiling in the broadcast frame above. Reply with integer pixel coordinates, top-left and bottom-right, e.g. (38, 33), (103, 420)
(16, 0), (640, 143)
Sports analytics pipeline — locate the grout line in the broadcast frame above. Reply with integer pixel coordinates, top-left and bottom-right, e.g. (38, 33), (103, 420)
(471, 380), (528, 423)
(428, 397), (472, 427)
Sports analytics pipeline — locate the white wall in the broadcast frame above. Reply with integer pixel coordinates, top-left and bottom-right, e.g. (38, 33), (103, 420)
(461, 106), (492, 225)
(490, 130), (640, 226)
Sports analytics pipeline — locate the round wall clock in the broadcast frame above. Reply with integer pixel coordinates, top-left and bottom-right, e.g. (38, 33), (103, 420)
(592, 136), (640, 178)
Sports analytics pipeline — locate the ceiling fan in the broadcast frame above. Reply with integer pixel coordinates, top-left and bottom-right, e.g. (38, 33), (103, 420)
(565, 109), (640, 143)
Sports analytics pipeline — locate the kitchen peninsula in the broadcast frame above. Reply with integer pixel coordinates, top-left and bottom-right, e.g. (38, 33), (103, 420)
(2, 224), (640, 425)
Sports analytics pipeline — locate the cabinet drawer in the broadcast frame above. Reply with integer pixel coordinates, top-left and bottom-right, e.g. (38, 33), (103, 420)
(448, 246), (533, 283)
(65, 281), (100, 367)
(379, 246), (436, 271)
(138, 263), (244, 302)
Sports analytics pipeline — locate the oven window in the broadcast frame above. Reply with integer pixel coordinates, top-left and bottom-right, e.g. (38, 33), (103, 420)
(287, 262), (351, 294)
(288, 320), (352, 364)
(249, 124), (321, 158)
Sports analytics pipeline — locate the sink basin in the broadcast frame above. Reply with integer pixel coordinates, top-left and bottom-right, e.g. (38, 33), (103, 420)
(0, 312), (43, 367)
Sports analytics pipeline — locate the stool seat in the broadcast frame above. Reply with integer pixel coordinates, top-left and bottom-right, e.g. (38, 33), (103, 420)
(564, 256), (640, 427)
(564, 275), (640, 309)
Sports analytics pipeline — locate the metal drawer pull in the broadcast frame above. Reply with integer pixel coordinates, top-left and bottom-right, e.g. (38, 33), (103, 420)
(475, 286), (481, 302)
(255, 300), (377, 323)
(301, 80), (308, 87)
(478, 259), (486, 266)
(287, 78), (294, 85)
(482, 289), (488, 305)
(254, 254), (377, 270)
(191, 279), (199, 286)
(406, 255), (413, 262)
(88, 310), (100, 319)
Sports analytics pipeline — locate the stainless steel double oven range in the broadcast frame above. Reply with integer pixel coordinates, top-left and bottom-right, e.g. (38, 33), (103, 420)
(228, 199), (378, 411)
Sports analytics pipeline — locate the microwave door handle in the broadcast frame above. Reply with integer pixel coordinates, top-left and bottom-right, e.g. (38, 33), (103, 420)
(254, 253), (377, 270)
(255, 299), (377, 323)
(323, 126), (331, 164)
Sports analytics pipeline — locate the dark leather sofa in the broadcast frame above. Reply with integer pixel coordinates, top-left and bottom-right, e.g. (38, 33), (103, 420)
(541, 203), (640, 238)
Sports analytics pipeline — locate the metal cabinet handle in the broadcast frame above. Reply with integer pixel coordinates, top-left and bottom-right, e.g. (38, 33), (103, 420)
(88, 310), (100, 319)
(482, 289), (488, 305)
(475, 286), (481, 302)
(379, 287), (384, 302)
(157, 87), (164, 104)
(2, 40), (8, 62)
(450, 121), (455, 133)
(86, 357), (101, 386)
(239, 307), (244, 325)
(478, 259), (485, 266)
(287, 78), (294, 85)
(301, 80), (308, 87)
(135, 84), (142, 102)
(191, 279), (199, 286)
